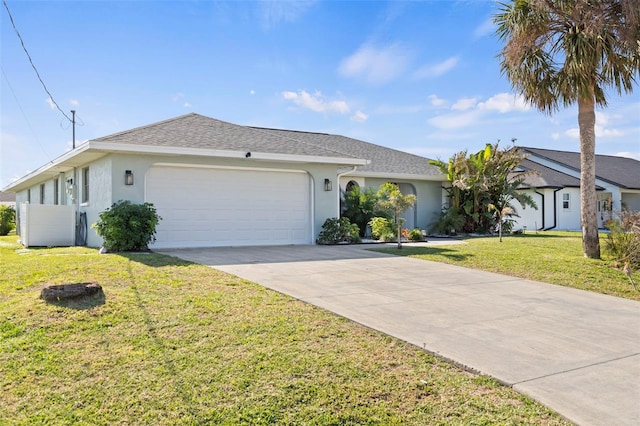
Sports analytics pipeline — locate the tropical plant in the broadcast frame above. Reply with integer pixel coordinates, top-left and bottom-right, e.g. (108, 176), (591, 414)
(0, 205), (16, 236)
(494, 0), (640, 258)
(375, 183), (417, 249)
(368, 217), (396, 242)
(407, 228), (424, 242)
(430, 143), (537, 235)
(342, 186), (389, 237)
(317, 217), (361, 244)
(92, 200), (161, 251)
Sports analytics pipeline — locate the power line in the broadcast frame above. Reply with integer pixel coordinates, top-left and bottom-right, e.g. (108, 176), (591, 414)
(1, 65), (52, 161)
(2, 0), (72, 123)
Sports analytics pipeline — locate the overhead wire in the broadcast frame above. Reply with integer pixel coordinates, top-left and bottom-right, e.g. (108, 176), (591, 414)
(2, 0), (72, 123)
(1, 64), (53, 161)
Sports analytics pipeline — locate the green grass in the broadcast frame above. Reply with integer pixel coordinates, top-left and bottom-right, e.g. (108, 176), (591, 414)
(0, 235), (569, 425)
(376, 231), (640, 301)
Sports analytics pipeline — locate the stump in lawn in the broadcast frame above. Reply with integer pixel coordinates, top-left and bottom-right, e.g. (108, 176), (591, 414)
(41, 282), (103, 303)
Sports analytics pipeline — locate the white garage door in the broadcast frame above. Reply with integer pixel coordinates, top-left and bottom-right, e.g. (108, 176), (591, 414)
(146, 165), (312, 248)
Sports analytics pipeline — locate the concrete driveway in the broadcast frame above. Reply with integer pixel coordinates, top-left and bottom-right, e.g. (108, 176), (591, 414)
(158, 243), (640, 426)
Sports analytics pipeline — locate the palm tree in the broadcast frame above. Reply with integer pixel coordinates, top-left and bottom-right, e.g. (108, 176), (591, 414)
(494, 0), (639, 259)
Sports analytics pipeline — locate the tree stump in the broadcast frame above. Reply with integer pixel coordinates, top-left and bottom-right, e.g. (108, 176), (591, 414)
(41, 282), (103, 302)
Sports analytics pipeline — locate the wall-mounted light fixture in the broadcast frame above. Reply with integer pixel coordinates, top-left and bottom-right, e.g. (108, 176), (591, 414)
(324, 178), (332, 191)
(125, 170), (134, 185)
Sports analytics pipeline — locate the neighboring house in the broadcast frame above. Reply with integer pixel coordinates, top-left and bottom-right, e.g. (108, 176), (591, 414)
(0, 191), (16, 208)
(512, 147), (640, 231)
(2, 113), (444, 248)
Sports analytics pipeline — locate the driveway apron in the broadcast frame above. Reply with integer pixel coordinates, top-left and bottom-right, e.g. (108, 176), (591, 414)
(158, 244), (640, 426)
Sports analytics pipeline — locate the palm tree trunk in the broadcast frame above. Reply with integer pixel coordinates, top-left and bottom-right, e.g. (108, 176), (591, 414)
(578, 92), (601, 259)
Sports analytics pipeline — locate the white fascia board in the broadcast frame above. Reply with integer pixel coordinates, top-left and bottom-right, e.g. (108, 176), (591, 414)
(1, 143), (95, 192)
(347, 171), (446, 182)
(89, 141), (369, 166)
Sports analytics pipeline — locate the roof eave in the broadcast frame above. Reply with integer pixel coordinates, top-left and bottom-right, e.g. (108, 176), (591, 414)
(2, 141), (369, 192)
(347, 170), (446, 181)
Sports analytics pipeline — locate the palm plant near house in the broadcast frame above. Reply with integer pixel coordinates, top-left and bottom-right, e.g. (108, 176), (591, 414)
(494, 0), (640, 258)
(430, 143), (536, 235)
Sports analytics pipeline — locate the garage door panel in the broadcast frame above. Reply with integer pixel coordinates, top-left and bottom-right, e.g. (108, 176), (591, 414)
(146, 166), (312, 248)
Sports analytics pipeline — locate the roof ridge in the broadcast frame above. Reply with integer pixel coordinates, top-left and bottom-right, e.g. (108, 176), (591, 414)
(92, 113), (201, 142)
(247, 126), (362, 160)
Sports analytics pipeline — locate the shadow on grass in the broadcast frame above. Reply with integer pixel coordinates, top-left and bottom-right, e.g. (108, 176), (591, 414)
(43, 291), (106, 310)
(371, 246), (474, 262)
(117, 252), (195, 268)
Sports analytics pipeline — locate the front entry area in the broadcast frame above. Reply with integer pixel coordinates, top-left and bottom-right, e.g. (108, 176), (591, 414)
(146, 165), (312, 248)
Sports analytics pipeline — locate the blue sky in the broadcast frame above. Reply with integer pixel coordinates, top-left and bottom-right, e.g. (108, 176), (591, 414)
(2, 0), (639, 188)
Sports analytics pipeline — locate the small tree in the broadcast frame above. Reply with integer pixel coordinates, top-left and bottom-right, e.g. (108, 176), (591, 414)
(342, 186), (390, 237)
(0, 205), (16, 236)
(92, 201), (161, 251)
(375, 183), (417, 249)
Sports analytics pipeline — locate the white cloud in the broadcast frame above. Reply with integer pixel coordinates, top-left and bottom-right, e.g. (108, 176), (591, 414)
(45, 98), (55, 109)
(260, 0), (316, 29)
(428, 94), (447, 107)
(70, 99), (79, 107)
(452, 97), (477, 111)
(351, 110), (368, 123)
(282, 90), (350, 114)
(183, 102), (192, 108)
(473, 18), (495, 38)
(339, 44), (410, 85)
(565, 128), (580, 139)
(414, 56), (459, 79)
(427, 110), (483, 130)
(551, 132), (560, 140)
(477, 93), (531, 113)
(565, 125), (624, 139)
(250, 89), (256, 95)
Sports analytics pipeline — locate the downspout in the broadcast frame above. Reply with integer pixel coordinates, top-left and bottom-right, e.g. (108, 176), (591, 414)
(534, 190), (545, 230)
(336, 166), (358, 217)
(544, 188), (562, 231)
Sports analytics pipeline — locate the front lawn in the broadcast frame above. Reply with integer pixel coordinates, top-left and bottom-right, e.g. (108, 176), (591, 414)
(0, 236), (569, 425)
(376, 231), (640, 301)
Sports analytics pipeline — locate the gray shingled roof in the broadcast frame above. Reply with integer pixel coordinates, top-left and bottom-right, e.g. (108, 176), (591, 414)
(92, 113), (443, 178)
(0, 191), (16, 202)
(253, 127), (443, 177)
(522, 147), (640, 190)
(93, 113), (360, 159)
(517, 158), (593, 189)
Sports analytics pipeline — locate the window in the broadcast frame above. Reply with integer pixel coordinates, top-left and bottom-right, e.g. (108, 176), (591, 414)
(53, 178), (59, 205)
(40, 184), (45, 204)
(82, 167), (90, 203)
(562, 193), (570, 210)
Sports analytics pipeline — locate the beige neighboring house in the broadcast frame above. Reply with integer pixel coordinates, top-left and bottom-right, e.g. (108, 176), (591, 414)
(0, 191), (16, 208)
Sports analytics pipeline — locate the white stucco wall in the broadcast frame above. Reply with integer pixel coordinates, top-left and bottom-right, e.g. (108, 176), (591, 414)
(345, 177), (443, 233)
(108, 153), (341, 245)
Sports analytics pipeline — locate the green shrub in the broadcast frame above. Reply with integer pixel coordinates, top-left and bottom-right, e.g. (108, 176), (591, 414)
(92, 201), (161, 251)
(605, 209), (640, 268)
(408, 228), (424, 241)
(0, 205), (16, 236)
(368, 217), (395, 242)
(317, 217), (361, 244)
(342, 186), (390, 237)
